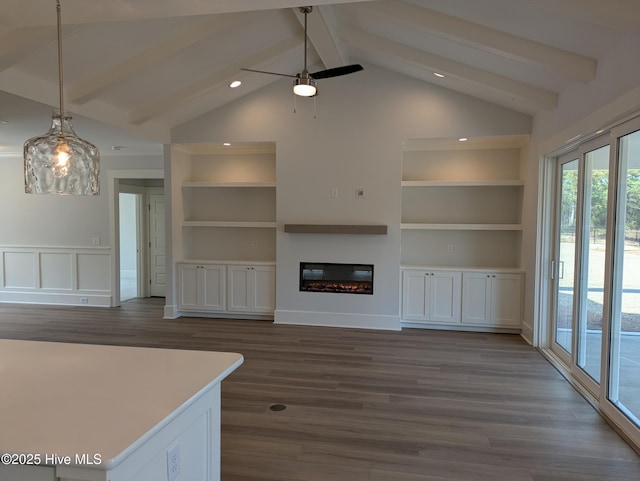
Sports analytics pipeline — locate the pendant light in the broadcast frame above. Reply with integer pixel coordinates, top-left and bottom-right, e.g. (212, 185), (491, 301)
(24, 0), (100, 195)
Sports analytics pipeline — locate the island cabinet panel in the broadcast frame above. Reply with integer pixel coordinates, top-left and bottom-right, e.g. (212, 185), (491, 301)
(0, 465), (55, 481)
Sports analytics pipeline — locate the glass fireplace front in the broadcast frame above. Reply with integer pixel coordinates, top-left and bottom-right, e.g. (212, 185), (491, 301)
(299, 262), (373, 295)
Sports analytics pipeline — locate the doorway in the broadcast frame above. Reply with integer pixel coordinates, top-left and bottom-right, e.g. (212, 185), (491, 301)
(119, 192), (141, 301)
(116, 179), (165, 303)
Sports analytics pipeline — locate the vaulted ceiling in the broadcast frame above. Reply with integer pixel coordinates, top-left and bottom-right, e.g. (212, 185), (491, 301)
(0, 0), (638, 153)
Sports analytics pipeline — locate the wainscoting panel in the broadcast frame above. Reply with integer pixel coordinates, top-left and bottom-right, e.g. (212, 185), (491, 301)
(2, 251), (36, 289)
(77, 253), (111, 291)
(40, 252), (73, 290)
(0, 246), (112, 307)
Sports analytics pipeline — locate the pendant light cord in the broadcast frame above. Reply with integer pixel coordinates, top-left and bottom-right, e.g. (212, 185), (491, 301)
(56, 0), (65, 137)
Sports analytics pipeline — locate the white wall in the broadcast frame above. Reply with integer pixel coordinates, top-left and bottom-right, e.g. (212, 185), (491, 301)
(522, 35), (640, 344)
(0, 154), (162, 247)
(171, 64), (531, 329)
(0, 152), (163, 306)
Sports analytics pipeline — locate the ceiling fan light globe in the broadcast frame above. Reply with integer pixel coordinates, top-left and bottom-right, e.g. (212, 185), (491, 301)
(293, 78), (317, 97)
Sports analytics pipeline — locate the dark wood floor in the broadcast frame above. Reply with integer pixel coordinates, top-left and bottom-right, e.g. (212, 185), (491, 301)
(1, 298), (640, 481)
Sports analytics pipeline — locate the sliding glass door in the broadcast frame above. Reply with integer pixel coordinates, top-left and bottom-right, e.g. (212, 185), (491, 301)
(551, 140), (610, 396)
(553, 154), (579, 357)
(548, 116), (640, 448)
(608, 126), (640, 425)
(576, 145), (610, 384)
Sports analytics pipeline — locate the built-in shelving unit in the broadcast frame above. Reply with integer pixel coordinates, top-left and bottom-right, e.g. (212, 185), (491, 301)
(171, 142), (277, 318)
(401, 135), (528, 269)
(175, 142), (277, 263)
(400, 135), (528, 330)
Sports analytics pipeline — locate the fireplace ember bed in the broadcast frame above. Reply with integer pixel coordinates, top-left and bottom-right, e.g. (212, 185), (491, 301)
(299, 262), (373, 295)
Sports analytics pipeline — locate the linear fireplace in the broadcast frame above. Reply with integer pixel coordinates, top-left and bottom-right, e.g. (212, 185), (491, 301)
(299, 262), (373, 295)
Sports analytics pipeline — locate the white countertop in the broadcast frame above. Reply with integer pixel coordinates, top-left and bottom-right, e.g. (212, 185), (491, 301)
(0, 339), (243, 469)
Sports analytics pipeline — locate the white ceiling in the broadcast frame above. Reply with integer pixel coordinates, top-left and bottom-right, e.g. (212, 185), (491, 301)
(0, 0), (638, 155)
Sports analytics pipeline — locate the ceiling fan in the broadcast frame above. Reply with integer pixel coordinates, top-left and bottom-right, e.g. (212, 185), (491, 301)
(241, 6), (363, 97)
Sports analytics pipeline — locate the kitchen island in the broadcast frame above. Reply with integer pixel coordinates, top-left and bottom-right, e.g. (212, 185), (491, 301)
(0, 339), (243, 481)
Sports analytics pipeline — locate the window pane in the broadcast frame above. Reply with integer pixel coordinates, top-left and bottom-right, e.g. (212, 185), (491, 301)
(577, 146), (610, 383)
(610, 129), (640, 425)
(556, 159), (578, 353)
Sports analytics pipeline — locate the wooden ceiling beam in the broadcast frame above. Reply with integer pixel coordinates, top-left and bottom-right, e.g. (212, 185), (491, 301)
(520, 0), (640, 34)
(360, 1), (596, 84)
(293, 5), (347, 69)
(341, 29), (558, 110)
(68, 14), (259, 106)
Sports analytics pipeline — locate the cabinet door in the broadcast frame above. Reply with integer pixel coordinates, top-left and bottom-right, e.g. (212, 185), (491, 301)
(461, 272), (491, 325)
(227, 265), (251, 312)
(202, 264), (226, 311)
(252, 266), (275, 313)
(402, 270), (430, 320)
(491, 273), (522, 327)
(177, 263), (199, 310)
(430, 271), (462, 323)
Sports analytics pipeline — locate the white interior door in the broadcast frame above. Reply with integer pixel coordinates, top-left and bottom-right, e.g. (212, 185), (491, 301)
(148, 192), (166, 297)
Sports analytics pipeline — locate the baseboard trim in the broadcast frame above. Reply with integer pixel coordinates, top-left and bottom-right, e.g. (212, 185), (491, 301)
(0, 291), (111, 307)
(275, 310), (400, 331)
(401, 319), (521, 334)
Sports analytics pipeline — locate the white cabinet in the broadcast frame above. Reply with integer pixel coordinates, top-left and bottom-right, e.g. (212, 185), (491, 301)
(177, 263), (226, 312)
(402, 269), (461, 323)
(228, 265), (275, 314)
(461, 272), (523, 328)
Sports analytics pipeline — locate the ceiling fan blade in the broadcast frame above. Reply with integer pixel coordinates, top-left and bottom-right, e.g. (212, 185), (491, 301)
(241, 68), (299, 79)
(310, 64), (364, 80)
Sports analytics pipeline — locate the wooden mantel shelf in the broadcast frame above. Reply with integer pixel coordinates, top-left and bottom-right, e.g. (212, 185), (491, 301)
(284, 224), (388, 235)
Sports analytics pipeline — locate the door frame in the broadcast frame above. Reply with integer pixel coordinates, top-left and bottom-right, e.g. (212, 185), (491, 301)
(108, 169), (164, 307)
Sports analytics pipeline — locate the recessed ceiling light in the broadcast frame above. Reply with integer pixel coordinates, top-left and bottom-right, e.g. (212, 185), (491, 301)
(223, 142), (231, 146)
(458, 137), (468, 142)
(434, 72), (445, 78)
(229, 80), (242, 88)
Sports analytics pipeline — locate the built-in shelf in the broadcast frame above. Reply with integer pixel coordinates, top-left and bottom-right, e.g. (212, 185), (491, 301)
(284, 224), (388, 235)
(182, 181), (276, 188)
(183, 221), (277, 228)
(401, 223), (523, 231)
(401, 180), (524, 187)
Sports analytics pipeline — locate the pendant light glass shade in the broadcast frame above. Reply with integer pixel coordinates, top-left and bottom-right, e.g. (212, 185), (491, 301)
(24, 110), (100, 195)
(24, 0), (100, 195)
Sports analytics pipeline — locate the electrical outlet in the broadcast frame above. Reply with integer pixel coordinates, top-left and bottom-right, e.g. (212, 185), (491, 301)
(92, 237), (101, 246)
(447, 244), (454, 254)
(80, 297), (89, 304)
(167, 442), (181, 481)
(251, 240), (258, 249)
(330, 187), (339, 198)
